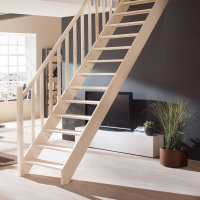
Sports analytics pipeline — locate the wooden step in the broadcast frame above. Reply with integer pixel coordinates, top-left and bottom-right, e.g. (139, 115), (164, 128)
(122, 0), (155, 6)
(44, 128), (82, 136)
(116, 9), (151, 16)
(24, 158), (63, 170)
(70, 86), (108, 90)
(94, 46), (130, 50)
(55, 114), (91, 121)
(107, 21), (145, 27)
(86, 59), (123, 63)
(62, 99), (99, 105)
(36, 143), (73, 152)
(78, 73), (116, 76)
(101, 33), (138, 39)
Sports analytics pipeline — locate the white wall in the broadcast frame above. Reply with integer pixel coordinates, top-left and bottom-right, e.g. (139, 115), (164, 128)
(0, 15), (61, 123)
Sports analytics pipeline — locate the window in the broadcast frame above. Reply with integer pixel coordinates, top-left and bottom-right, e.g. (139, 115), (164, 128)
(0, 33), (36, 100)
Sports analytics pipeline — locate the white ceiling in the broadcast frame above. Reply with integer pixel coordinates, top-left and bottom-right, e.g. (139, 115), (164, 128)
(0, 0), (85, 17)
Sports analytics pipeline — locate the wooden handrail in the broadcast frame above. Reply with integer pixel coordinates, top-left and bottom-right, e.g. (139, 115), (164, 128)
(23, 0), (89, 98)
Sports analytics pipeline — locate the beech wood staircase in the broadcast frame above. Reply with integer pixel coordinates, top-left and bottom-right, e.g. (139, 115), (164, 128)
(17, 0), (168, 185)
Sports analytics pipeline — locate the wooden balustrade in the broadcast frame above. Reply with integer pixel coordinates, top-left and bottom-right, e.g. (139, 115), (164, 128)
(88, 0), (92, 51)
(40, 72), (44, 128)
(57, 47), (62, 102)
(102, 0), (106, 28)
(65, 35), (69, 87)
(31, 85), (35, 143)
(81, 13), (85, 63)
(48, 61), (53, 114)
(115, 0), (119, 7)
(73, 24), (77, 75)
(17, 87), (24, 176)
(17, 0), (120, 175)
(109, 0), (113, 18)
(95, 0), (99, 39)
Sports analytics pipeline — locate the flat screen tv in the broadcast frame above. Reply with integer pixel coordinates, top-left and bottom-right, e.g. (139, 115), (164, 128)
(85, 92), (133, 131)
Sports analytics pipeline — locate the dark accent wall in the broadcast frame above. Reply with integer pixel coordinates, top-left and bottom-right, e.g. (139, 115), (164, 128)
(62, 0), (200, 160)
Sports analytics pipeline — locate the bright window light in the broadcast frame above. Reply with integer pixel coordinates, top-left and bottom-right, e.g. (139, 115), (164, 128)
(0, 32), (36, 100)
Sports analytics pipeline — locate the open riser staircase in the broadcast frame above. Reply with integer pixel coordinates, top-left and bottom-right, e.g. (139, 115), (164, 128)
(17, 0), (168, 185)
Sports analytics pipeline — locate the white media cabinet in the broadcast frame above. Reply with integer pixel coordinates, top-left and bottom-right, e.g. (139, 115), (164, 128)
(75, 127), (164, 158)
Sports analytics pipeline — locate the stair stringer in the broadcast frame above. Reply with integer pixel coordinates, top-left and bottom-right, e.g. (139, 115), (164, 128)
(61, 0), (169, 185)
(22, 1), (130, 175)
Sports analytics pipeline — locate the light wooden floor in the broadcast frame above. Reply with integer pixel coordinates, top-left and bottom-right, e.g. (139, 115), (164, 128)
(0, 120), (200, 200)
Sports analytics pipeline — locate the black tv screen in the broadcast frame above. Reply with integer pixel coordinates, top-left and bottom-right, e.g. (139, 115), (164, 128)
(85, 92), (133, 130)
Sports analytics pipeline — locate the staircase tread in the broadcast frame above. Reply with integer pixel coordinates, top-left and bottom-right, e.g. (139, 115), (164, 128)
(101, 33), (138, 39)
(62, 100), (100, 105)
(78, 73), (116, 76)
(36, 143), (73, 152)
(44, 128), (82, 136)
(86, 59), (123, 63)
(70, 86), (108, 90)
(55, 114), (92, 120)
(24, 158), (63, 170)
(94, 46), (130, 50)
(107, 21), (145, 27)
(116, 9), (151, 16)
(122, 0), (155, 5)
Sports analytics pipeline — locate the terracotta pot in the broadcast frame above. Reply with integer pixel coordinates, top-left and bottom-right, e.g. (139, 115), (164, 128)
(160, 147), (188, 168)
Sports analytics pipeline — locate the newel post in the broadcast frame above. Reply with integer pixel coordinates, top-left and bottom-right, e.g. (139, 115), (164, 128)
(17, 87), (24, 176)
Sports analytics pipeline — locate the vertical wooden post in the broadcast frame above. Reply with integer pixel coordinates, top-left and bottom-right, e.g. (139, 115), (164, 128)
(95, 0), (99, 39)
(49, 61), (53, 114)
(115, 0), (119, 8)
(40, 72), (44, 128)
(81, 13), (85, 63)
(17, 87), (24, 176)
(31, 85), (35, 143)
(88, 0), (92, 51)
(57, 47), (62, 102)
(73, 23), (77, 75)
(65, 35), (69, 87)
(109, 0), (113, 19)
(102, 0), (106, 27)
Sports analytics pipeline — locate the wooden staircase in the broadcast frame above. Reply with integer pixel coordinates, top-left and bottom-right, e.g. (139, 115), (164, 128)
(17, 0), (168, 185)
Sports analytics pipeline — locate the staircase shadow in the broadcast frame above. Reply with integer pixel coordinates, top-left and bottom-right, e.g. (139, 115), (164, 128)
(0, 152), (17, 169)
(24, 174), (200, 200)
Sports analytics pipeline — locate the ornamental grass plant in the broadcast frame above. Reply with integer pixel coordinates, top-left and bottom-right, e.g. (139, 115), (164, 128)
(150, 100), (195, 151)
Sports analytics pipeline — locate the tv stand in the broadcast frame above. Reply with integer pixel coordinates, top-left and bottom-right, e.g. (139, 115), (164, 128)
(75, 126), (164, 158)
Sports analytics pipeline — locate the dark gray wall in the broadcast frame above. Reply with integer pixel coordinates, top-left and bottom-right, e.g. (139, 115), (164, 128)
(62, 0), (200, 160)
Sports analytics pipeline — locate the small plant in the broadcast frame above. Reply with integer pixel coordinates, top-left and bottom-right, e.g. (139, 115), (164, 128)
(144, 121), (155, 130)
(144, 121), (155, 136)
(149, 99), (195, 151)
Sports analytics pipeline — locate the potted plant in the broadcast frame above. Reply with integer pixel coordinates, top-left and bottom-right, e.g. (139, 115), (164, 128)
(150, 99), (195, 168)
(144, 121), (155, 136)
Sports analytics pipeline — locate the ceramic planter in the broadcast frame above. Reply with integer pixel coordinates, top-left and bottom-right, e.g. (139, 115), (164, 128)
(160, 147), (188, 168)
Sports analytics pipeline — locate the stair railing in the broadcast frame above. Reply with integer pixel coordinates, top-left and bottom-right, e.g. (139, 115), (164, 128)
(17, 0), (120, 175)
